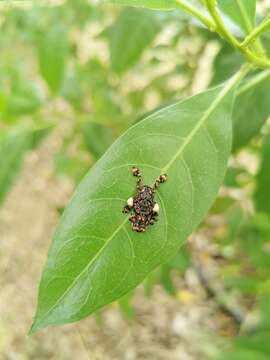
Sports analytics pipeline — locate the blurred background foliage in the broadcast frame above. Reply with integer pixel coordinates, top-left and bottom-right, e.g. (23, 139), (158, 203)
(1, 0), (270, 359)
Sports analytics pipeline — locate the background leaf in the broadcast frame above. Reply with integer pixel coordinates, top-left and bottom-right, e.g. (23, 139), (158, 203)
(109, 8), (161, 73)
(211, 43), (244, 86)
(0, 129), (30, 204)
(82, 122), (116, 160)
(31, 76), (237, 332)
(218, 0), (256, 34)
(255, 130), (270, 213)
(0, 127), (49, 205)
(6, 80), (44, 118)
(213, 349), (269, 360)
(232, 71), (270, 151)
(37, 25), (69, 94)
(103, 0), (177, 10)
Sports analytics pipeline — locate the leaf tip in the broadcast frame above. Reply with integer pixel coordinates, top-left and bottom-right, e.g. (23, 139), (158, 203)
(28, 317), (46, 335)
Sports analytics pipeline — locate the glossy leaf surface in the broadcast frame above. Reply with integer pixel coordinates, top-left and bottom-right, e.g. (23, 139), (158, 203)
(31, 77), (238, 332)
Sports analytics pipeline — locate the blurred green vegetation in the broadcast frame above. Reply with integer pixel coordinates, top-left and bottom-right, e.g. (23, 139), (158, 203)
(0, 1), (270, 358)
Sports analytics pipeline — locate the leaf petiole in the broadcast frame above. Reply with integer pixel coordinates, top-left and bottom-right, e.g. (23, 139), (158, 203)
(241, 15), (270, 49)
(174, 0), (216, 31)
(204, 0), (270, 69)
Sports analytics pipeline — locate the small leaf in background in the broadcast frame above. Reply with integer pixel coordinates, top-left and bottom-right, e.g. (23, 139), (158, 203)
(223, 207), (243, 244)
(144, 269), (159, 297)
(82, 122), (116, 160)
(0, 126), (50, 205)
(160, 265), (176, 295)
(118, 290), (135, 319)
(103, 0), (177, 10)
(30, 125), (53, 150)
(78, 59), (123, 124)
(31, 74), (238, 332)
(0, 129), (30, 204)
(109, 8), (161, 73)
(210, 195), (235, 215)
(160, 248), (190, 295)
(6, 80), (44, 118)
(211, 43), (244, 86)
(236, 332), (270, 357)
(62, 73), (83, 111)
(232, 71), (270, 151)
(54, 152), (89, 183)
(223, 165), (243, 187)
(37, 25), (69, 94)
(255, 130), (270, 214)
(218, 0), (256, 34)
(65, 0), (95, 28)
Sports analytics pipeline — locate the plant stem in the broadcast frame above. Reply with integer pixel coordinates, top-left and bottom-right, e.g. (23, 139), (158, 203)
(174, 0), (270, 68)
(241, 15), (270, 48)
(205, 0), (240, 47)
(235, 0), (265, 55)
(204, 0), (270, 69)
(174, 0), (216, 31)
(244, 48), (270, 69)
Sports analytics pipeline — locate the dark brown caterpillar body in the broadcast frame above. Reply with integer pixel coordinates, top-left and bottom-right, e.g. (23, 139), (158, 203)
(123, 167), (168, 232)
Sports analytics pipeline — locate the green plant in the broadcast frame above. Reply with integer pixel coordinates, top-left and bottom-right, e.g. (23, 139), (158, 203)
(0, 1), (270, 358)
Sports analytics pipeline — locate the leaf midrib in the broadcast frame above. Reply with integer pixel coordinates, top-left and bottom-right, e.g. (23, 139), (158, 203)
(35, 73), (240, 327)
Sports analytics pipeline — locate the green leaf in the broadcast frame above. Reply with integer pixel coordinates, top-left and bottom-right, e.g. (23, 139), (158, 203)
(103, 0), (176, 10)
(223, 166), (243, 187)
(232, 71), (270, 151)
(54, 152), (89, 183)
(236, 332), (270, 356)
(160, 265), (176, 295)
(213, 349), (269, 360)
(6, 80), (44, 117)
(109, 8), (160, 73)
(0, 129), (30, 205)
(144, 269), (159, 297)
(224, 207), (243, 243)
(255, 130), (270, 214)
(0, 126), (51, 205)
(218, 0), (256, 34)
(31, 74), (239, 333)
(82, 122), (116, 160)
(211, 43), (244, 86)
(118, 290), (135, 318)
(30, 126), (53, 150)
(37, 25), (69, 94)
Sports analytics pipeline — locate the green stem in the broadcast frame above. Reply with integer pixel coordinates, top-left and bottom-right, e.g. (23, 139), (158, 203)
(235, 0), (265, 55)
(204, 0), (270, 69)
(205, 0), (240, 47)
(241, 15), (270, 48)
(174, 0), (270, 69)
(174, 0), (216, 31)
(243, 48), (270, 69)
